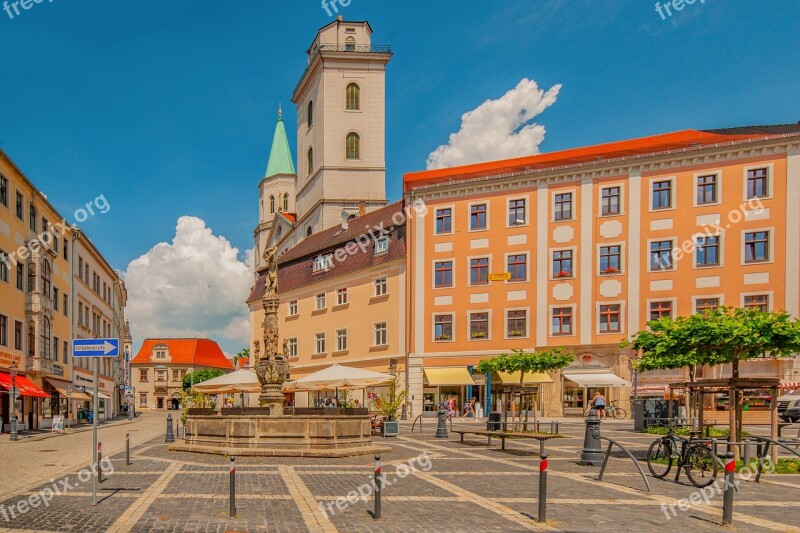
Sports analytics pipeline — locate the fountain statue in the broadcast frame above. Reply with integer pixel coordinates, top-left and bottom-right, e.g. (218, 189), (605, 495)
(255, 245), (289, 415)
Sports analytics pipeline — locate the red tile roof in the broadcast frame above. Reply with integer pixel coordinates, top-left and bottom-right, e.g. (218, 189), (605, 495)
(404, 125), (800, 192)
(279, 212), (297, 223)
(131, 338), (234, 370)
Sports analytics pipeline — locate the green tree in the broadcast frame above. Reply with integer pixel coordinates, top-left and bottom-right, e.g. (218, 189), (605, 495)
(374, 379), (408, 421)
(233, 347), (250, 366)
(624, 307), (800, 451)
(477, 348), (574, 426)
(183, 369), (225, 391)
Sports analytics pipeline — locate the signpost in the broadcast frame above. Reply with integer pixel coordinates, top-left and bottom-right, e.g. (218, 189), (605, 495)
(72, 339), (119, 506)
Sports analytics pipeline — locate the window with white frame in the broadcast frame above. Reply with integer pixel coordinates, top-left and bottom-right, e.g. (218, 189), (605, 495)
(649, 300), (673, 320)
(315, 333), (326, 354)
(375, 236), (389, 254)
(598, 304), (621, 333)
(650, 240), (674, 271)
(435, 208), (452, 234)
(469, 312), (489, 339)
(601, 186), (621, 215)
(551, 307), (573, 336)
(744, 231), (770, 263)
(315, 293), (326, 310)
(470, 203), (487, 230)
(696, 236), (720, 266)
(434, 261), (453, 288)
(374, 322), (387, 346)
(286, 337), (298, 357)
(552, 250), (573, 278)
(746, 168), (769, 199)
(553, 192), (573, 221)
(336, 329), (348, 351)
(696, 174), (718, 205)
(434, 314), (453, 341)
(507, 310), (527, 338)
(743, 294), (769, 312)
(336, 287), (348, 305)
(288, 300), (298, 316)
(374, 277), (388, 297)
(313, 254), (333, 272)
(652, 180), (672, 210)
(508, 198), (526, 226)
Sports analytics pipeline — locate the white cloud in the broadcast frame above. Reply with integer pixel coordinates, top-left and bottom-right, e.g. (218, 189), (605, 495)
(123, 216), (252, 353)
(426, 78), (561, 170)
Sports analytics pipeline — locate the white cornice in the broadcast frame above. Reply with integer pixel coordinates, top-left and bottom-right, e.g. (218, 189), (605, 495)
(407, 137), (800, 200)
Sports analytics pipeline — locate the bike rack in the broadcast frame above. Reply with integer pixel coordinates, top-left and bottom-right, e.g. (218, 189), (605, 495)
(751, 436), (800, 483)
(411, 414), (423, 433)
(595, 436), (652, 493)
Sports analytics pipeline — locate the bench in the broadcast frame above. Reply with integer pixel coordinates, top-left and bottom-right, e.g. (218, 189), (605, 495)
(452, 430), (562, 453)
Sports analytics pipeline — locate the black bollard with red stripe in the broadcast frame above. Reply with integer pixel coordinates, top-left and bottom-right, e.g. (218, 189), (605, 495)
(722, 452), (735, 525)
(538, 454), (548, 522)
(229, 456), (236, 517)
(374, 454), (382, 519)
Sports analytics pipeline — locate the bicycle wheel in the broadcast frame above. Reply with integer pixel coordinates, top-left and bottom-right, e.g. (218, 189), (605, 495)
(647, 439), (673, 478)
(685, 444), (718, 488)
(612, 407), (627, 420)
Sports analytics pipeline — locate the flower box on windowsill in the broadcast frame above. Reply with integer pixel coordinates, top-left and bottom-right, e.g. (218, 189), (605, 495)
(470, 332), (487, 339)
(602, 267), (620, 275)
(556, 271), (572, 279)
(435, 335), (451, 341)
(508, 331), (524, 337)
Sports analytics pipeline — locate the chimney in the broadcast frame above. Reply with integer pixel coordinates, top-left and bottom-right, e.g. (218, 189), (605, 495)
(337, 15), (343, 21)
(358, 201), (366, 217)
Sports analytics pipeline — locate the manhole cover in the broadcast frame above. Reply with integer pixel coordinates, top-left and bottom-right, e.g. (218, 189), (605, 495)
(38, 449), (57, 453)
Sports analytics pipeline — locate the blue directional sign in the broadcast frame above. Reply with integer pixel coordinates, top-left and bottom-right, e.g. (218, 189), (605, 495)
(72, 338), (120, 357)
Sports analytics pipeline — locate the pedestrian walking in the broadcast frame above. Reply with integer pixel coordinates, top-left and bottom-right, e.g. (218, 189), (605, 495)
(592, 392), (606, 419)
(461, 398), (477, 418)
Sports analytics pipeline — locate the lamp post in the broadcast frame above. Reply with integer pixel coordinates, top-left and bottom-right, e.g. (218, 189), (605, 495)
(10, 362), (18, 441)
(631, 349), (639, 401)
(66, 386), (72, 431)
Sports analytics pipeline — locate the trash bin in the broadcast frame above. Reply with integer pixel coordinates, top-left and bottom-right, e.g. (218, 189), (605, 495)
(487, 412), (502, 431)
(631, 399), (645, 432)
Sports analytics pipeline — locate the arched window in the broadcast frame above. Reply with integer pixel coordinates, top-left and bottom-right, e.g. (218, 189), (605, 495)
(346, 83), (360, 110)
(41, 316), (51, 359)
(345, 36), (356, 52)
(27, 321), (35, 357)
(283, 194), (289, 212)
(41, 260), (51, 298)
(269, 195), (275, 214)
(307, 100), (313, 128)
(307, 147), (313, 175)
(346, 132), (360, 160)
(307, 227), (313, 237)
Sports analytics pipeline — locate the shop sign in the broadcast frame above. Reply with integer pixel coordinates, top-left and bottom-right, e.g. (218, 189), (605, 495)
(488, 272), (511, 281)
(74, 370), (112, 392)
(0, 351), (22, 369)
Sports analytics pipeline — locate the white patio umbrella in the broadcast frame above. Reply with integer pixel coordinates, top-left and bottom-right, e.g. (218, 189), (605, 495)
(284, 364), (395, 392)
(192, 368), (261, 394)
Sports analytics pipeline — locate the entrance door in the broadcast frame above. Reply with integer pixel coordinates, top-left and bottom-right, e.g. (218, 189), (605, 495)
(156, 397), (164, 409)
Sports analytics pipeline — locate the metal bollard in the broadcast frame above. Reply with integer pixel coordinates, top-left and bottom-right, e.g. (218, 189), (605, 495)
(579, 410), (604, 465)
(435, 408), (448, 439)
(538, 454), (548, 523)
(229, 456), (236, 517)
(373, 454), (382, 519)
(126, 433), (131, 466)
(165, 413), (175, 443)
(722, 452), (735, 525)
(743, 439), (751, 467)
(97, 442), (103, 483)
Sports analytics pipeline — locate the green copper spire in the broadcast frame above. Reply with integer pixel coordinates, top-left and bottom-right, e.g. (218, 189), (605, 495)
(264, 105), (296, 178)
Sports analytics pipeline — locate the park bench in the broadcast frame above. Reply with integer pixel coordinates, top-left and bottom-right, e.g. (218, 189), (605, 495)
(452, 430), (562, 453)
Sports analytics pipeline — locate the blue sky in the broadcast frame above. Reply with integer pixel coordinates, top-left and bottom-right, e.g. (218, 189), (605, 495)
(1, 0), (798, 353)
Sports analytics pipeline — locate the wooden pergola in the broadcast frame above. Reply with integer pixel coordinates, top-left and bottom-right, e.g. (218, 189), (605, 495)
(669, 377), (780, 459)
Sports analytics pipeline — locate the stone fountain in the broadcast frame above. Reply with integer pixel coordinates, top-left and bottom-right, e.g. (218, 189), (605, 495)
(173, 246), (390, 457)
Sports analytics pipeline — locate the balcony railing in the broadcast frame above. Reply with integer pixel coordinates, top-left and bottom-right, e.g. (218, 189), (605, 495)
(294, 43), (392, 95)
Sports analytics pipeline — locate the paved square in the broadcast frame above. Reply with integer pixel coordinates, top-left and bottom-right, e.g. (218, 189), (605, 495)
(0, 419), (798, 532)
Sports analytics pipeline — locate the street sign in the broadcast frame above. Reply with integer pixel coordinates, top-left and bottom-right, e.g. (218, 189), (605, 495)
(78, 386), (86, 393)
(72, 338), (119, 357)
(119, 384), (126, 391)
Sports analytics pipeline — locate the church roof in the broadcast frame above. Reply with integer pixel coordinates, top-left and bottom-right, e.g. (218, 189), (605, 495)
(265, 110), (295, 179)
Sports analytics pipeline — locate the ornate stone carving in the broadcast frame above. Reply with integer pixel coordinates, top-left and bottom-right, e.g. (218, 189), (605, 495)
(254, 245), (289, 415)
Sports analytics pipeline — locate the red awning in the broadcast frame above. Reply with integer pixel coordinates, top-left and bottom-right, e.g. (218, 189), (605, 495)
(780, 380), (800, 390)
(0, 372), (51, 398)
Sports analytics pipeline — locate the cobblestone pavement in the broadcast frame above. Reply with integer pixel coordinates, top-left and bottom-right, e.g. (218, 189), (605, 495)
(0, 417), (798, 532)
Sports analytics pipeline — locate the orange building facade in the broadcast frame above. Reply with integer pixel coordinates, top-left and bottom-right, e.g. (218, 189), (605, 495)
(404, 126), (800, 417)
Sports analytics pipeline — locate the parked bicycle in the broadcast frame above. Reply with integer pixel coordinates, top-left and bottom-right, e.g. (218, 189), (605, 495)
(646, 428), (718, 488)
(605, 401), (627, 419)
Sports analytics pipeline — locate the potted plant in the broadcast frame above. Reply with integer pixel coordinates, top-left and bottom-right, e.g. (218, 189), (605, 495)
(471, 331), (487, 339)
(374, 380), (408, 437)
(509, 330), (524, 337)
(436, 334), (451, 341)
(602, 266), (619, 274)
(556, 270), (571, 278)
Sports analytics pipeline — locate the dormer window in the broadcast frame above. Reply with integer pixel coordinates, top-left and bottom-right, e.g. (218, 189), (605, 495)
(345, 36), (356, 51)
(313, 254), (333, 272)
(152, 343), (170, 360)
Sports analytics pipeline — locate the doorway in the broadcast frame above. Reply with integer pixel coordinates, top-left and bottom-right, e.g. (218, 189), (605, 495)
(156, 397), (164, 409)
